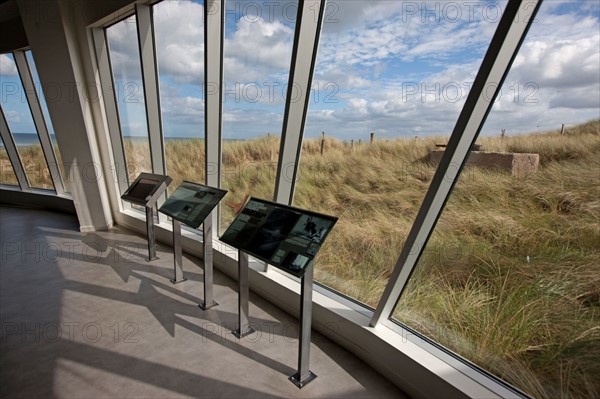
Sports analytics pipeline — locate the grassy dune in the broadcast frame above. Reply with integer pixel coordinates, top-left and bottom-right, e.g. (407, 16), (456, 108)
(0, 144), (70, 192)
(2, 120), (598, 398)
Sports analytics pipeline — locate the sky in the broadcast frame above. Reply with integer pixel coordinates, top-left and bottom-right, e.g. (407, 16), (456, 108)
(0, 0), (599, 140)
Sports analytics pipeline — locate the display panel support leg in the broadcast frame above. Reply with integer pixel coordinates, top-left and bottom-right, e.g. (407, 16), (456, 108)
(170, 219), (187, 284)
(145, 205), (158, 261)
(199, 213), (218, 309)
(289, 262), (317, 388)
(232, 250), (254, 338)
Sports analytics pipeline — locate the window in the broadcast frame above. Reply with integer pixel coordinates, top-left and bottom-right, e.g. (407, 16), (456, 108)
(0, 135), (18, 186)
(294, 2), (500, 307)
(154, 0), (206, 193)
(392, 2), (600, 398)
(220, 0), (299, 232)
(25, 50), (70, 193)
(0, 53), (54, 191)
(106, 16), (152, 184)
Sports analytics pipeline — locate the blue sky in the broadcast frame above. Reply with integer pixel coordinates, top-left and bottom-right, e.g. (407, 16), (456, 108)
(1, 0), (599, 140)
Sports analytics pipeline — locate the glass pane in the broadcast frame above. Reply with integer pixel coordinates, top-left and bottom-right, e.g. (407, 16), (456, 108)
(154, 0), (205, 194)
(294, 2), (502, 307)
(106, 16), (152, 185)
(393, 2), (600, 398)
(0, 135), (18, 186)
(25, 50), (71, 193)
(220, 0), (298, 232)
(0, 53), (54, 190)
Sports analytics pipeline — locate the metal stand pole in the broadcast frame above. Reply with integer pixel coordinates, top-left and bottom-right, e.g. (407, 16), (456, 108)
(170, 219), (187, 283)
(232, 250), (254, 338)
(199, 213), (218, 309)
(145, 205), (158, 261)
(289, 262), (317, 388)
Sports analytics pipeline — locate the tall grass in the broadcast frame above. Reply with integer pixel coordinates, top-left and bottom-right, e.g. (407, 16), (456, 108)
(0, 148), (18, 186)
(0, 145), (54, 190)
(124, 119), (600, 398)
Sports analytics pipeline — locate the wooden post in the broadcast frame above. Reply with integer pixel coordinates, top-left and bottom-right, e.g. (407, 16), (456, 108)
(560, 124), (565, 136)
(370, 132), (374, 144)
(358, 139), (362, 145)
(501, 129), (506, 138)
(320, 131), (325, 156)
(351, 139), (354, 149)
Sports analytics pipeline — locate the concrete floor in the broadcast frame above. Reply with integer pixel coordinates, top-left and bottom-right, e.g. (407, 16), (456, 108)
(0, 206), (407, 398)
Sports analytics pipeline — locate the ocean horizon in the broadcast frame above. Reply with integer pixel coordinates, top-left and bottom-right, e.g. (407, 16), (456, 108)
(1, 133), (249, 148)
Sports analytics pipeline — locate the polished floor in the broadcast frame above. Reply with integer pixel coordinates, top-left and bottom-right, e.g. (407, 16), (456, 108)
(0, 206), (407, 398)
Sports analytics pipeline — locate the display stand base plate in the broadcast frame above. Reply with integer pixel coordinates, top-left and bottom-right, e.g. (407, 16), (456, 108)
(289, 371), (317, 388)
(198, 301), (218, 310)
(170, 277), (188, 284)
(232, 327), (255, 339)
(146, 257), (159, 262)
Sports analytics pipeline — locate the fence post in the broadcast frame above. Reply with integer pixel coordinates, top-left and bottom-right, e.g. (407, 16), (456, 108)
(351, 139), (354, 149)
(560, 124), (565, 136)
(501, 129), (506, 138)
(320, 131), (325, 156)
(370, 132), (374, 144)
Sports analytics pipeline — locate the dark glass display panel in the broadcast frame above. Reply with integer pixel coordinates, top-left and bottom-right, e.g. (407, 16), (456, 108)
(121, 172), (173, 206)
(220, 198), (337, 277)
(159, 181), (227, 229)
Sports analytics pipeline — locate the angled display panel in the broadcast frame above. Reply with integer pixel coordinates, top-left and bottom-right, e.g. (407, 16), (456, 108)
(159, 182), (227, 229)
(221, 198), (337, 277)
(121, 172), (173, 206)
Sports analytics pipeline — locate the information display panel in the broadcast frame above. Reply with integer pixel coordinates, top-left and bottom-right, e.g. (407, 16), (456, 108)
(121, 172), (173, 206)
(220, 198), (337, 277)
(159, 181), (227, 228)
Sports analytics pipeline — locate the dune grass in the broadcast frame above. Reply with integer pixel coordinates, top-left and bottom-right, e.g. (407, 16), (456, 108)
(0, 148), (18, 186)
(4, 120), (597, 398)
(123, 121), (595, 399)
(0, 145), (54, 190)
(0, 144), (73, 192)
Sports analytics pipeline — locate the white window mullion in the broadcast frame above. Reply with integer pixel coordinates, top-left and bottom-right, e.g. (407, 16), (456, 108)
(273, 0), (326, 206)
(92, 27), (131, 201)
(0, 105), (30, 190)
(12, 50), (63, 194)
(205, 0), (224, 239)
(371, 0), (543, 327)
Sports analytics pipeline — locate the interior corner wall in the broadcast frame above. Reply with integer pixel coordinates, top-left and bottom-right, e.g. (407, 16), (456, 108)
(17, 0), (113, 232)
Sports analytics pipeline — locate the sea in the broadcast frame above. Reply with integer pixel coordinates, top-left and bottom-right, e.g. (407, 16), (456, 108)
(1, 133), (208, 148)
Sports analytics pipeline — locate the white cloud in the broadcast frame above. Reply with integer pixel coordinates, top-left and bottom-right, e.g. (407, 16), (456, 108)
(5, 110), (22, 123)
(223, 16), (295, 82)
(154, 0), (205, 84)
(304, 0), (600, 139)
(103, 0), (599, 139)
(0, 54), (18, 76)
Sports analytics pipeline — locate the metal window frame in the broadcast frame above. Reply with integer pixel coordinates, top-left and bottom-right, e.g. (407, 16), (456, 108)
(205, 0), (224, 241)
(0, 105), (29, 189)
(136, 3), (168, 221)
(13, 50), (64, 195)
(370, 0), (543, 327)
(135, 3), (166, 178)
(274, 0), (326, 206)
(92, 26), (131, 198)
(1, 52), (56, 193)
